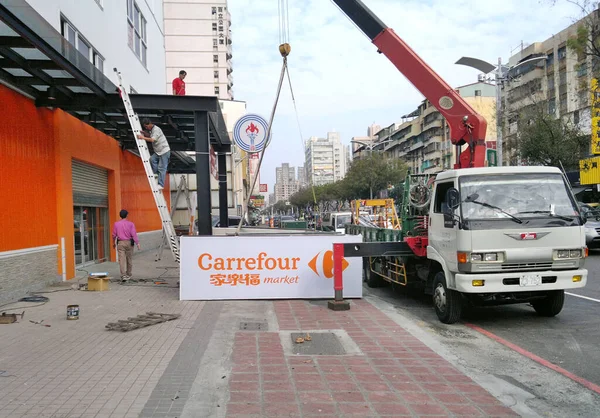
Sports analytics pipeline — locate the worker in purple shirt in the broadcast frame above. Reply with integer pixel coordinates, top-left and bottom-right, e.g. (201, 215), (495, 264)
(112, 209), (140, 281)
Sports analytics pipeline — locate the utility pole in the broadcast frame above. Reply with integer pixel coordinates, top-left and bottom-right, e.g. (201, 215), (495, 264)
(496, 57), (503, 166)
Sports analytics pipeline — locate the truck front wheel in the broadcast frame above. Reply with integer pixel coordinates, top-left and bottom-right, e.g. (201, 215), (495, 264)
(433, 272), (462, 324)
(532, 290), (565, 317)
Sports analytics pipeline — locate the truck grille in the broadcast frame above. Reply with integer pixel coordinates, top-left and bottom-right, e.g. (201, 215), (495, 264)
(500, 262), (553, 272)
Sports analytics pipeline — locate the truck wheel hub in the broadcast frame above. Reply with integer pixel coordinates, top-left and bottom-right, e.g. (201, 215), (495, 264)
(434, 284), (446, 311)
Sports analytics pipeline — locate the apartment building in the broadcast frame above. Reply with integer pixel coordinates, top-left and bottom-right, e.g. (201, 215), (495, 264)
(164, 0), (233, 99)
(382, 81), (497, 174)
(297, 166), (307, 188)
(274, 163), (299, 203)
(23, 0), (165, 93)
(500, 11), (596, 164)
(305, 132), (348, 186)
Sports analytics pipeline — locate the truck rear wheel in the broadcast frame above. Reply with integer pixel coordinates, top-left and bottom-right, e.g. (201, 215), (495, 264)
(433, 272), (462, 324)
(364, 259), (385, 288)
(532, 290), (565, 317)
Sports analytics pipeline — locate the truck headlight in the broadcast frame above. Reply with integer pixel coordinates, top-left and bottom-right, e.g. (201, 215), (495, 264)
(469, 252), (503, 263)
(554, 249), (585, 259)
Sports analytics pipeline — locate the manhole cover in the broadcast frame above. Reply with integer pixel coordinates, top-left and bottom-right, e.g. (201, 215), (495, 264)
(290, 332), (346, 355)
(239, 321), (268, 331)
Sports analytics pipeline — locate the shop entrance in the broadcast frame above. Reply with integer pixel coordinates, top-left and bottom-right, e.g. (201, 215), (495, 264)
(73, 206), (109, 266)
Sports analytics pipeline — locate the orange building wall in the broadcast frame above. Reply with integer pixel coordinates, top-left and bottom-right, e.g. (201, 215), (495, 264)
(119, 150), (170, 232)
(1, 84), (169, 281)
(0, 85), (57, 251)
(53, 110), (123, 279)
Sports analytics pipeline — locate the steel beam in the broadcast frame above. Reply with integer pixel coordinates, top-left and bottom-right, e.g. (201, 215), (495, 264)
(218, 152), (229, 227)
(195, 111), (212, 236)
(340, 241), (413, 258)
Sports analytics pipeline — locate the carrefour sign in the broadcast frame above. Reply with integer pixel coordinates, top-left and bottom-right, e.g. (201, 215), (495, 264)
(179, 235), (362, 300)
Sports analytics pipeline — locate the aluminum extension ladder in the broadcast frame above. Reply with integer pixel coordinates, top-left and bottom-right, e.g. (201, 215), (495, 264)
(113, 68), (180, 263)
(155, 175), (193, 262)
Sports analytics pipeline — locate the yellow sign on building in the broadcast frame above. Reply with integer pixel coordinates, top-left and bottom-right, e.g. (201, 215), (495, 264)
(591, 78), (600, 155)
(580, 156), (600, 185)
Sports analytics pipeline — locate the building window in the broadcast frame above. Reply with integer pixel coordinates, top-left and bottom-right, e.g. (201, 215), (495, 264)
(213, 38), (218, 49)
(558, 46), (567, 61)
(215, 86), (220, 95)
(214, 70), (219, 79)
(213, 54), (219, 63)
(127, 0), (147, 67)
(474, 90), (481, 97)
(61, 18), (104, 73)
(546, 52), (554, 66)
(574, 110), (580, 125)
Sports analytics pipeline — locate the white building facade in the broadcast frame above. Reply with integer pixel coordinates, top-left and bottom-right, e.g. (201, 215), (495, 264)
(24, 0), (166, 94)
(305, 132), (348, 186)
(163, 0), (233, 98)
(274, 163), (299, 203)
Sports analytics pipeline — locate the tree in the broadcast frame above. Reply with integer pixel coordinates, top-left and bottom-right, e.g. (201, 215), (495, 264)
(342, 154), (407, 199)
(515, 104), (588, 169)
(288, 154), (407, 207)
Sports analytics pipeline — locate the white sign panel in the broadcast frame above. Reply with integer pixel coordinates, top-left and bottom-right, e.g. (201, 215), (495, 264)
(180, 235), (363, 300)
(233, 113), (271, 153)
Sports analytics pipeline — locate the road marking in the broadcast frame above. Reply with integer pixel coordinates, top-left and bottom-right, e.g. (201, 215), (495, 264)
(565, 292), (600, 303)
(466, 323), (600, 396)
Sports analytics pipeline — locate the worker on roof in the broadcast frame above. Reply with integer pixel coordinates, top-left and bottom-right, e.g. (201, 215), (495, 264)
(138, 118), (171, 190)
(172, 70), (187, 96)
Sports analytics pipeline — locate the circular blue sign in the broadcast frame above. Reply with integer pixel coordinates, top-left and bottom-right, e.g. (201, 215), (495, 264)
(233, 114), (271, 153)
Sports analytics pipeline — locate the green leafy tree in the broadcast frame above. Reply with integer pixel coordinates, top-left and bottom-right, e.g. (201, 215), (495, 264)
(515, 104), (588, 169)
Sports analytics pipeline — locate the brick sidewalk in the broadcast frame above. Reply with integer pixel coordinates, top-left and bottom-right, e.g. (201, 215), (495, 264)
(225, 300), (518, 418)
(0, 253), (196, 418)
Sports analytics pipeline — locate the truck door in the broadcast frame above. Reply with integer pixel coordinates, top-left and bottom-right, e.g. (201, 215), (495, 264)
(429, 181), (457, 266)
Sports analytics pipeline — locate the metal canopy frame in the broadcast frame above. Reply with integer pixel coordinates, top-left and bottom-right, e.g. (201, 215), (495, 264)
(0, 0), (231, 174)
(0, 0), (233, 234)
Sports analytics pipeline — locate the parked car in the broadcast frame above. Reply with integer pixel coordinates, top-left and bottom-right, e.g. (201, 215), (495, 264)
(580, 203), (600, 248)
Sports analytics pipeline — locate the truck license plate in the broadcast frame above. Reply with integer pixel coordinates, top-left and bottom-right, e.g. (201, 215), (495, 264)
(520, 274), (542, 287)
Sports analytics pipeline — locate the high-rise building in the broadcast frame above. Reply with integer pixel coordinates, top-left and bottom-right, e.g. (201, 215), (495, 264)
(500, 14), (594, 165)
(163, 0), (233, 99)
(382, 80), (497, 174)
(297, 166), (307, 188)
(305, 132), (348, 186)
(274, 163), (299, 203)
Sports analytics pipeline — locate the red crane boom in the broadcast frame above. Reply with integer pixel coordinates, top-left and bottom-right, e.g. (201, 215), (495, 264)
(332, 0), (488, 169)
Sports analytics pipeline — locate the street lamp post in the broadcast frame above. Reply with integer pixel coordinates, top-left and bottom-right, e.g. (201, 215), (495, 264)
(455, 55), (547, 167)
(351, 138), (396, 199)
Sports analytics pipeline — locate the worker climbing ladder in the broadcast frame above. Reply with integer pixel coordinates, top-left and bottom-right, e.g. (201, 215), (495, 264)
(113, 68), (180, 263)
(155, 175), (193, 262)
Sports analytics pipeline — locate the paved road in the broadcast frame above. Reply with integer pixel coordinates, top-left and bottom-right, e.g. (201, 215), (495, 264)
(365, 252), (600, 390)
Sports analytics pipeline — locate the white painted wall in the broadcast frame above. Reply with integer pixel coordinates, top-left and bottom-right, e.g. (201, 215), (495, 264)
(24, 0), (166, 94)
(164, 0), (233, 98)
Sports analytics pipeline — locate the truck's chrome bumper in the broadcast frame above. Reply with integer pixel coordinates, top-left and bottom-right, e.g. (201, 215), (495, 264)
(454, 269), (587, 293)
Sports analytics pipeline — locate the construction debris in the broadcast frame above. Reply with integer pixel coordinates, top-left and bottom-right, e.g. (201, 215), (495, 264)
(105, 312), (180, 332)
(0, 312), (24, 324)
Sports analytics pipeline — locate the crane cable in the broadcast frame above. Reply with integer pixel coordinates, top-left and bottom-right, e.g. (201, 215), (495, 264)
(236, 2), (292, 234)
(285, 67), (317, 207)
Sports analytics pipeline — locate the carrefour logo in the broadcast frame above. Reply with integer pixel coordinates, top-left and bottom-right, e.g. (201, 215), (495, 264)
(308, 250), (349, 279)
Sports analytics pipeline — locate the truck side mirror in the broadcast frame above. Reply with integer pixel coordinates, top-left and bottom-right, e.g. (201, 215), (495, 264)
(446, 188), (460, 210)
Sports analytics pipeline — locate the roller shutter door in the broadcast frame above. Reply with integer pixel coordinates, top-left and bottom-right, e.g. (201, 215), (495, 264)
(72, 160), (108, 207)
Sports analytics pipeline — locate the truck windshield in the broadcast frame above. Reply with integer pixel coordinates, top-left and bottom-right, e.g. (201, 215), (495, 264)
(336, 215), (351, 227)
(459, 173), (579, 222)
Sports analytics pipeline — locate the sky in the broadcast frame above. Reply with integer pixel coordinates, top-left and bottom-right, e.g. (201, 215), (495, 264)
(226, 0), (584, 192)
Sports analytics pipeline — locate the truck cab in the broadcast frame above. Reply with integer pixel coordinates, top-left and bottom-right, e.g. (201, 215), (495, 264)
(427, 166), (588, 323)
